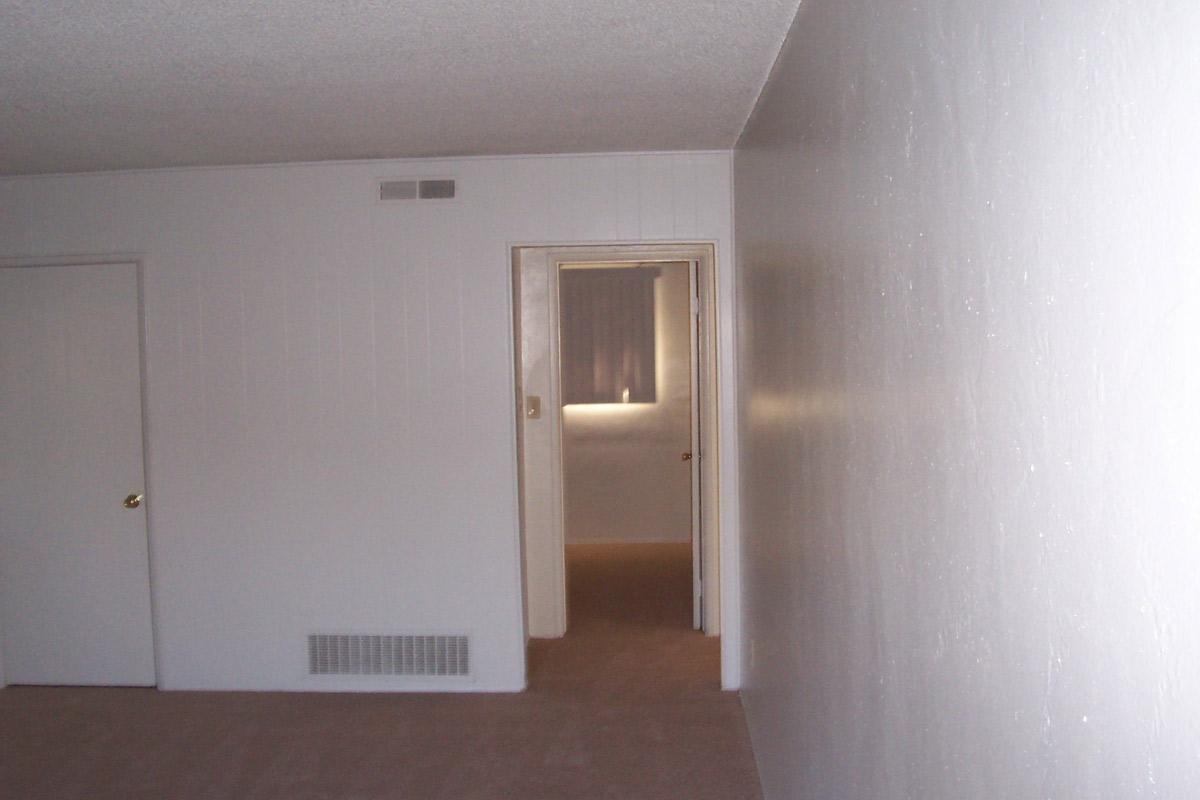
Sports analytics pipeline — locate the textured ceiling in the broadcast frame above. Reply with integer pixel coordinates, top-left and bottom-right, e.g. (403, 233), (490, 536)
(0, 1), (801, 175)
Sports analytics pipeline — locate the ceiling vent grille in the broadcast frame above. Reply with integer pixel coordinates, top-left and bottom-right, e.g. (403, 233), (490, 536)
(308, 634), (469, 676)
(379, 179), (456, 202)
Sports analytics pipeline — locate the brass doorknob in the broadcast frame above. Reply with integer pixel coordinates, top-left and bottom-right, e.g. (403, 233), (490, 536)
(123, 493), (144, 509)
(681, 452), (693, 461)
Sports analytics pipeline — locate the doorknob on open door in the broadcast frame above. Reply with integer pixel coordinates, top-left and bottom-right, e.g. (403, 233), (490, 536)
(681, 452), (693, 461)
(123, 493), (144, 509)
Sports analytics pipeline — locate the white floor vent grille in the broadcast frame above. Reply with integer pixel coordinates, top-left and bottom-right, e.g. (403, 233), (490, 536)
(308, 634), (469, 676)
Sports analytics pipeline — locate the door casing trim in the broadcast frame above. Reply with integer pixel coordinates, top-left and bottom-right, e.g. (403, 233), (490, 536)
(509, 242), (726, 680)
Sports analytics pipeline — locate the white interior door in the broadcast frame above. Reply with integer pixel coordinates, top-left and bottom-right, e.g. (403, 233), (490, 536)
(0, 262), (156, 686)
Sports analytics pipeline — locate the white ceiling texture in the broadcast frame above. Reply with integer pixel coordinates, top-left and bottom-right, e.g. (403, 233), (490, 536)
(0, 1), (801, 175)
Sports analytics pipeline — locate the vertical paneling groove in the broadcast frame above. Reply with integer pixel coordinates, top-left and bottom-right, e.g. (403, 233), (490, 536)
(335, 266), (346, 428)
(614, 158), (641, 240)
(367, 245), (380, 425)
(670, 156), (693, 239)
(195, 274), (210, 458)
(456, 264), (469, 449)
(237, 269), (249, 426)
(398, 253), (412, 448)
(281, 255), (293, 431)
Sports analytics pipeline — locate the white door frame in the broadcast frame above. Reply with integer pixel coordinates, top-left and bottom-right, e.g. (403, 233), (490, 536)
(511, 243), (722, 645)
(0, 252), (159, 689)
(686, 259), (704, 630)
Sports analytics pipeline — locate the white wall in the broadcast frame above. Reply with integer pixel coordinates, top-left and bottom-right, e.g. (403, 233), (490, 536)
(0, 151), (735, 692)
(735, 1), (1200, 797)
(563, 263), (692, 543)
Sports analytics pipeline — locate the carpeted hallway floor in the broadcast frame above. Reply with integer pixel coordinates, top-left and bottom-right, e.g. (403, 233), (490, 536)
(0, 543), (761, 799)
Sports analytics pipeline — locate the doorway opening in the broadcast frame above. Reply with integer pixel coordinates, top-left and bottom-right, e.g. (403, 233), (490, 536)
(559, 259), (698, 637)
(511, 244), (722, 682)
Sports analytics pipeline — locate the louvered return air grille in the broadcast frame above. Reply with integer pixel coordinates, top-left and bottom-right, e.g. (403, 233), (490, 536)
(417, 179), (455, 199)
(308, 634), (470, 676)
(379, 179), (418, 200)
(379, 178), (456, 202)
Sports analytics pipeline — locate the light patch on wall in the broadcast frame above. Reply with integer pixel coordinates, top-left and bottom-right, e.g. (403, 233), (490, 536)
(562, 403), (648, 418)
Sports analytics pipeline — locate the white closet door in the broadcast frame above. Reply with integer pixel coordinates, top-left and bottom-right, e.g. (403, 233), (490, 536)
(0, 263), (155, 686)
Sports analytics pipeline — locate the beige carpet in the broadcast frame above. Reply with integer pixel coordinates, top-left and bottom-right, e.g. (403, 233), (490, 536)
(0, 543), (761, 799)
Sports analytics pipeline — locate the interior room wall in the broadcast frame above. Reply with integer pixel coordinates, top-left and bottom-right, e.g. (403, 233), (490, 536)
(734, 0), (1200, 797)
(562, 263), (692, 544)
(0, 151), (735, 692)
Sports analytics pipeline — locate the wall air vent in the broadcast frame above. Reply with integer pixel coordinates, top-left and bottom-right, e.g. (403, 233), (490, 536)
(308, 634), (469, 676)
(378, 178), (456, 202)
(417, 179), (455, 199)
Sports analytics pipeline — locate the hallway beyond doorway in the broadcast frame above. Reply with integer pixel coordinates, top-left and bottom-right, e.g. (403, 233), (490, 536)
(529, 543), (711, 687)
(526, 542), (759, 796)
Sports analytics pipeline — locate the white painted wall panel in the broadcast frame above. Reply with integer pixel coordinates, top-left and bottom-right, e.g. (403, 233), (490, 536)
(735, 1), (1200, 797)
(637, 155), (676, 240)
(0, 152), (735, 691)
